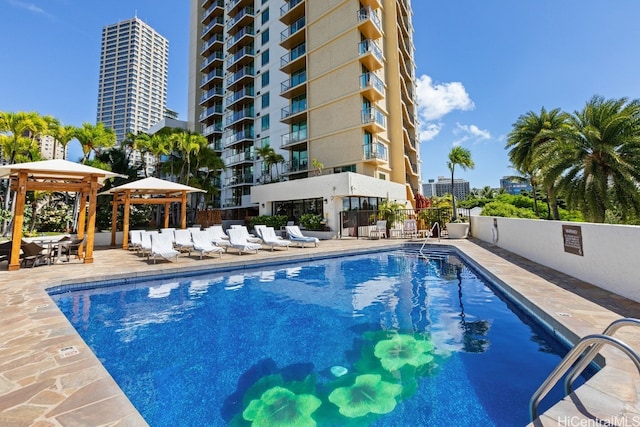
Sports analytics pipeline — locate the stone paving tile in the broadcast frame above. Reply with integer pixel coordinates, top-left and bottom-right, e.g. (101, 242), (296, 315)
(0, 237), (638, 426)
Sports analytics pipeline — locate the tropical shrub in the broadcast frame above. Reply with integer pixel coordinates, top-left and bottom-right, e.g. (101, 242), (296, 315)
(250, 215), (288, 229)
(481, 201), (538, 218)
(299, 213), (324, 230)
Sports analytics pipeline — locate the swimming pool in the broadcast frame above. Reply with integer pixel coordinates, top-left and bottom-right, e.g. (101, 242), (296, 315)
(50, 249), (583, 426)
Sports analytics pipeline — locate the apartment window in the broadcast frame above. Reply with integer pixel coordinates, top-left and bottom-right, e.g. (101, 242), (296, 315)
(261, 49), (269, 66)
(261, 29), (269, 45)
(261, 71), (269, 87)
(378, 173), (387, 180)
(261, 92), (270, 109)
(261, 8), (269, 25)
(261, 114), (270, 130)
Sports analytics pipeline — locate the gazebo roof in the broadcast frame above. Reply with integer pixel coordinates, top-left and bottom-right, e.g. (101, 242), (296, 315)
(99, 177), (205, 196)
(0, 159), (124, 184)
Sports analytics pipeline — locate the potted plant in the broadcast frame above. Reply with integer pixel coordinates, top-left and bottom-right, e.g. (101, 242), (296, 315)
(445, 146), (474, 238)
(376, 199), (407, 237)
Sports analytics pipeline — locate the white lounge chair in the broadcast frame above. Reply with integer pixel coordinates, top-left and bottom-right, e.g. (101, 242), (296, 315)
(150, 232), (179, 263)
(370, 220), (387, 239)
(160, 228), (176, 242)
(129, 230), (144, 252)
(285, 225), (319, 248)
(204, 227), (230, 250)
(191, 230), (224, 259)
(402, 219), (418, 239)
(261, 226), (291, 251)
(253, 224), (267, 239)
(173, 229), (194, 255)
(227, 228), (262, 255)
(140, 230), (158, 258)
(233, 225), (261, 243)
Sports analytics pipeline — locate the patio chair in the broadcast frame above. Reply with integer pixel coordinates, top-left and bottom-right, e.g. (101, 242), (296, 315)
(253, 224), (267, 239)
(208, 225), (229, 241)
(173, 229), (194, 256)
(370, 220), (387, 239)
(0, 240), (12, 263)
(150, 232), (180, 264)
(402, 219), (418, 239)
(260, 227), (291, 251)
(59, 236), (86, 262)
(160, 228), (176, 243)
(191, 230), (224, 259)
(285, 225), (319, 248)
(227, 228), (262, 255)
(20, 240), (54, 267)
(234, 225), (261, 243)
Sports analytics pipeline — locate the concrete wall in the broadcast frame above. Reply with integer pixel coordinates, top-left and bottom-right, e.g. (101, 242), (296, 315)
(469, 216), (640, 302)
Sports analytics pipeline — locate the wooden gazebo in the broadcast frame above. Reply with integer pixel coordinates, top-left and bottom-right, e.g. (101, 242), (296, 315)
(0, 159), (124, 271)
(99, 177), (205, 250)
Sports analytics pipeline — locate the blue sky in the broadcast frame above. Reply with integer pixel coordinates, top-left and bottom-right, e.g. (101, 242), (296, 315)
(2, 1), (640, 188)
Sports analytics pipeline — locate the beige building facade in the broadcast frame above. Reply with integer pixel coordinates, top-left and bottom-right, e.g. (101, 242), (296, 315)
(189, 0), (419, 224)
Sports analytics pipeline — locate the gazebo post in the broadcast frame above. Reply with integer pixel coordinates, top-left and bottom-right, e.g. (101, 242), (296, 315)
(8, 172), (27, 271)
(77, 191), (87, 259)
(84, 176), (99, 263)
(110, 194), (118, 247)
(164, 202), (170, 228)
(180, 191), (187, 229)
(122, 190), (131, 250)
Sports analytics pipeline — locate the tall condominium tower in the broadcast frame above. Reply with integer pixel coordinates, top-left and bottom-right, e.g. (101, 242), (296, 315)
(96, 17), (169, 171)
(189, 0), (419, 230)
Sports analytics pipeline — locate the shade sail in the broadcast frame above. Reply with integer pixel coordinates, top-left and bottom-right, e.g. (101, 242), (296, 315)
(99, 177), (206, 196)
(0, 159), (125, 183)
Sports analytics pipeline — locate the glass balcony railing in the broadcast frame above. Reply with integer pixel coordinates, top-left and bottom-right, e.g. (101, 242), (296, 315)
(358, 39), (383, 62)
(357, 6), (382, 33)
(202, 16), (224, 35)
(280, 72), (306, 93)
(280, 129), (307, 147)
(361, 107), (386, 128)
(363, 141), (388, 161)
(280, 43), (306, 67)
(225, 85), (254, 106)
(280, 0), (303, 16)
(359, 72), (384, 95)
(281, 17), (305, 41)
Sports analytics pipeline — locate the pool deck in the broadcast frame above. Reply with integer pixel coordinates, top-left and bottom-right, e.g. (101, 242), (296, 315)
(0, 237), (639, 426)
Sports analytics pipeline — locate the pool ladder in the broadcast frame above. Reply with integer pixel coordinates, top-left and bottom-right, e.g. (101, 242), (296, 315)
(419, 222), (441, 257)
(529, 317), (640, 421)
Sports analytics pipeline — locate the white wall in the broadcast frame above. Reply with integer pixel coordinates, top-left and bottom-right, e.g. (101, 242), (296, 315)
(470, 216), (640, 302)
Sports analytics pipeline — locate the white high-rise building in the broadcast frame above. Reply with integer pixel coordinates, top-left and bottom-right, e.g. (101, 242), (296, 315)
(96, 17), (169, 174)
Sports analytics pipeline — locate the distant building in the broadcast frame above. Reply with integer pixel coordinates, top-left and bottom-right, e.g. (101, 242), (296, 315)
(422, 176), (470, 200)
(96, 17), (169, 176)
(37, 135), (67, 160)
(500, 176), (532, 195)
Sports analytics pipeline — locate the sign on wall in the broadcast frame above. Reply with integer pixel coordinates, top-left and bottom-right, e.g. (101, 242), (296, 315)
(562, 225), (584, 256)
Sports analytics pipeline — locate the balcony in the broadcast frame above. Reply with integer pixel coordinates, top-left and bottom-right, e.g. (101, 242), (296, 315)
(280, 16), (305, 49)
(202, 122), (223, 137)
(280, 43), (306, 74)
(359, 72), (385, 102)
(281, 103), (307, 124)
(357, 7), (383, 40)
(280, 130), (308, 149)
(283, 159), (308, 174)
(200, 50), (224, 72)
(363, 141), (388, 163)
(223, 197), (241, 208)
(202, 0), (224, 24)
(201, 33), (224, 56)
(224, 128), (255, 148)
(225, 85), (254, 108)
(200, 68), (224, 88)
(226, 65), (254, 89)
(200, 86), (223, 103)
(358, 39), (384, 70)
(280, 73), (306, 98)
(358, 0), (381, 9)
(280, 0), (304, 25)
(226, 0), (252, 13)
(227, 6), (255, 33)
(225, 107), (255, 127)
(225, 174), (254, 187)
(226, 25), (254, 51)
(226, 44), (255, 69)
(199, 104), (223, 121)
(202, 16), (224, 38)
(361, 107), (386, 133)
(224, 151), (254, 167)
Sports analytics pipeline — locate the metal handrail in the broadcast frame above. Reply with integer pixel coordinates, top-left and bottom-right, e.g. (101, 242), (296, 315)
(419, 222), (441, 255)
(529, 332), (640, 421)
(564, 317), (640, 394)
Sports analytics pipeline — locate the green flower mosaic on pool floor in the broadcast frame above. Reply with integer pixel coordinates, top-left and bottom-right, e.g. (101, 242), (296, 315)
(373, 333), (435, 372)
(327, 374), (403, 418)
(243, 386), (322, 427)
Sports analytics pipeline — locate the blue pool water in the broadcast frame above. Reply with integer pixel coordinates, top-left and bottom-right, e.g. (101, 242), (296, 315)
(50, 250), (582, 426)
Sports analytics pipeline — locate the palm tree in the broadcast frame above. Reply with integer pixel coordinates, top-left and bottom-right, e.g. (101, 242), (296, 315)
(170, 130), (207, 184)
(506, 107), (568, 219)
(74, 122), (116, 163)
(447, 146), (474, 221)
(50, 123), (77, 160)
(546, 96), (640, 223)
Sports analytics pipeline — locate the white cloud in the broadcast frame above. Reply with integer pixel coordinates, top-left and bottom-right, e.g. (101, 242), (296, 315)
(9, 0), (47, 14)
(416, 74), (474, 141)
(455, 123), (491, 140)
